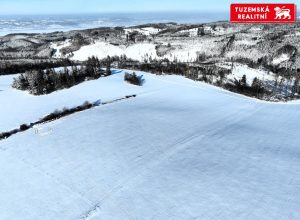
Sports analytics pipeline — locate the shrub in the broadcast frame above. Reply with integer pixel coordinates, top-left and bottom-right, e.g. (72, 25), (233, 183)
(20, 124), (30, 131)
(124, 72), (143, 86)
(82, 101), (93, 109)
(0, 129), (19, 140)
(0, 132), (10, 139)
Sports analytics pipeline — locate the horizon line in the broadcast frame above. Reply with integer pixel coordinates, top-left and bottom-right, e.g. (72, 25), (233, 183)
(0, 10), (230, 16)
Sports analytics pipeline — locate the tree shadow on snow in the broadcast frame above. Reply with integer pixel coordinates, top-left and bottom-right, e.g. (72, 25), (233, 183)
(111, 70), (123, 75)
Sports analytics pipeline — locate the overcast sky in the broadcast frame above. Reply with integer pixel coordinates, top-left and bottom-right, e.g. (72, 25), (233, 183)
(0, 0), (298, 14)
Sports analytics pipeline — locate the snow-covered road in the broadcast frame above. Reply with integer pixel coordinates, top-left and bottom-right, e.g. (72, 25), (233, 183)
(0, 71), (300, 219)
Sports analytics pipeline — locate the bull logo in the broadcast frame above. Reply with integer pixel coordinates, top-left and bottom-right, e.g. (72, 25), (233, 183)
(274, 7), (291, 19)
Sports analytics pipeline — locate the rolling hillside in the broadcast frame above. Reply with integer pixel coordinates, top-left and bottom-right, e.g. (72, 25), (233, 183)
(1, 71), (300, 219)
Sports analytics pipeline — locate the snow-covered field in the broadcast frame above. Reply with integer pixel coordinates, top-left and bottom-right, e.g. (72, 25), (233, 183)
(1, 71), (300, 219)
(72, 42), (158, 62)
(0, 70), (142, 131)
(51, 40), (72, 58)
(273, 54), (290, 65)
(124, 27), (161, 36)
(70, 37), (223, 63)
(218, 63), (276, 84)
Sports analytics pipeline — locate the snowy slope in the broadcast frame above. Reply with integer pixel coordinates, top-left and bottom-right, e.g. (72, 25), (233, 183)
(124, 27), (161, 36)
(1, 71), (300, 219)
(51, 40), (72, 58)
(273, 54), (290, 65)
(71, 37), (223, 62)
(0, 70), (143, 131)
(223, 63), (275, 84)
(72, 42), (158, 62)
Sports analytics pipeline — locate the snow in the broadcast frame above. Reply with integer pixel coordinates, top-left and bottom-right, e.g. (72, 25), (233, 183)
(2, 39), (33, 48)
(123, 43), (158, 61)
(71, 37), (223, 62)
(124, 27), (161, 36)
(177, 28), (198, 37)
(229, 64), (275, 85)
(273, 54), (290, 65)
(235, 39), (257, 46)
(51, 40), (72, 58)
(226, 48), (266, 60)
(207, 26), (241, 36)
(0, 70), (142, 131)
(1, 70), (300, 219)
(249, 27), (263, 32)
(72, 42), (158, 62)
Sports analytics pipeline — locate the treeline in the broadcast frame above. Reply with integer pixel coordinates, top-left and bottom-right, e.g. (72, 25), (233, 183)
(117, 57), (273, 99)
(186, 64), (268, 99)
(224, 75), (268, 99)
(119, 58), (231, 82)
(0, 59), (75, 75)
(12, 56), (112, 95)
(96, 55), (298, 101)
(0, 101), (94, 140)
(232, 55), (300, 77)
(0, 95), (137, 141)
(119, 59), (193, 76)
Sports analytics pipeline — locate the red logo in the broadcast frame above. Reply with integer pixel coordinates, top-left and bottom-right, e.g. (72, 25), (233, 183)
(231, 4), (297, 23)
